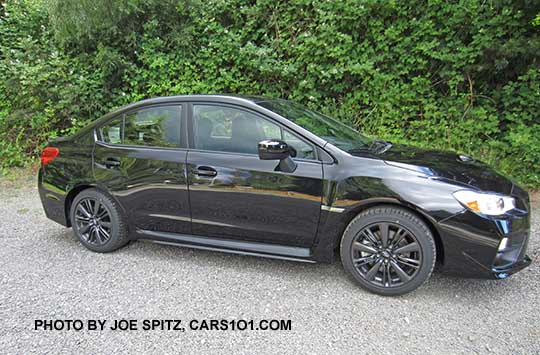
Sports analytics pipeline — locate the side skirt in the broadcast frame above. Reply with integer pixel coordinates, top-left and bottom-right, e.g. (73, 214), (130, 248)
(134, 229), (316, 263)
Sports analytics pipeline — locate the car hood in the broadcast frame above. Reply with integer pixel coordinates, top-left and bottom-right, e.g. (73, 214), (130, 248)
(353, 144), (514, 194)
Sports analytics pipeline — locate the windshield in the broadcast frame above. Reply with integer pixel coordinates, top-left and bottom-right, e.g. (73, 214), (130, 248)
(258, 100), (373, 152)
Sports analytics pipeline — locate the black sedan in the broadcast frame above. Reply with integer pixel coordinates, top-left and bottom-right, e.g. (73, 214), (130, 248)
(38, 95), (532, 295)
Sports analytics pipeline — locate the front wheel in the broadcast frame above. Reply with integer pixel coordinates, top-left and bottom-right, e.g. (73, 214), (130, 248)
(340, 206), (436, 296)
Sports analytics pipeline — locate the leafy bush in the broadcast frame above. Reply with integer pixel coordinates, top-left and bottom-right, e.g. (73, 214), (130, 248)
(1, 0), (539, 187)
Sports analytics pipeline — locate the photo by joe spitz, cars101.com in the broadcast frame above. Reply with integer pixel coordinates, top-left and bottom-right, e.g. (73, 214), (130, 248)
(38, 95), (532, 296)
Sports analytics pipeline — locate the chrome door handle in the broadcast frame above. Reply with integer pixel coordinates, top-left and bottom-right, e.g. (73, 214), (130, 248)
(196, 166), (217, 177)
(104, 158), (120, 167)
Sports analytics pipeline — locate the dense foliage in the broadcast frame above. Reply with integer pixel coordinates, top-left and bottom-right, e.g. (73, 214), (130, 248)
(1, 0), (539, 187)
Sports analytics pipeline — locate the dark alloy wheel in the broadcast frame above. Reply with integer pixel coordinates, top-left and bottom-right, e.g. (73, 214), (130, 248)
(74, 198), (112, 246)
(351, 222), (422, 288)
(70, 189), (129, 253)
(341, 206), (436, 296)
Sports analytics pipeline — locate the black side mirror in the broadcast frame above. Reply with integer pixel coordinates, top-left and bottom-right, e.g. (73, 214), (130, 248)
(258, 139), (290, 160)
(258, 139), (297, 173)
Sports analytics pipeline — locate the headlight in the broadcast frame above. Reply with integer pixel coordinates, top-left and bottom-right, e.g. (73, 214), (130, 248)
(453, 190), (515, 216)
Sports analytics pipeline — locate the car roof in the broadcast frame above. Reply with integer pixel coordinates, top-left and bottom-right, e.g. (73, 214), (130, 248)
(100, 95), (274, 118)
(132, 94), (270, 105)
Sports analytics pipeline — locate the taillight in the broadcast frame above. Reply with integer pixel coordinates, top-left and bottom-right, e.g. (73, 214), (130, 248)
(41, 147), (60, 167)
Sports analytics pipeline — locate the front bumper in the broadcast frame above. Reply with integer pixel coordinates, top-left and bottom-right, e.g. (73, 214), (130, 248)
(492, 255), (532, 279)
(436, 206), (532, 279)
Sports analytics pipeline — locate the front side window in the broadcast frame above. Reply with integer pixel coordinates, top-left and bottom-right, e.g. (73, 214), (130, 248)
(99, 105), (182, 148)
(193, 105), (315, 159)
(258, 100), (373, 153)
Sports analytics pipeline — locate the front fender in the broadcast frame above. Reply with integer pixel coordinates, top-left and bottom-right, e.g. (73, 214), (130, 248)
(311, 156), (464, 263)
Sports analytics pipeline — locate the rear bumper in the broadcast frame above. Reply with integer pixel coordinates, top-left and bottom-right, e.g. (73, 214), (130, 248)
(38, 168), (69, 226)
(436, 207), (532, 279)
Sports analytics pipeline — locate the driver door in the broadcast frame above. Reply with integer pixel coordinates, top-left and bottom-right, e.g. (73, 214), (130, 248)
(186, 103), (324, 247)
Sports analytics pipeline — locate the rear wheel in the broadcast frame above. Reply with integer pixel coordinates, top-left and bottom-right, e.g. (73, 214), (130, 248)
(70, 189), (129, 252)
(340, 206), (436, 296)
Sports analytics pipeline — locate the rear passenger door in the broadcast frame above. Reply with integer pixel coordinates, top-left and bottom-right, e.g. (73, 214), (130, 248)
(93, 104), (191, 234)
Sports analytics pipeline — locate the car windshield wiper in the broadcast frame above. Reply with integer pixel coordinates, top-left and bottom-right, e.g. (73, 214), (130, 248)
(348, 140), (392, 155)
(347, 147), (371, 154)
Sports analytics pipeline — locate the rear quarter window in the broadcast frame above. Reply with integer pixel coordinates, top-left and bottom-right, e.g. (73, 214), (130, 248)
(99, 116), (123, 144)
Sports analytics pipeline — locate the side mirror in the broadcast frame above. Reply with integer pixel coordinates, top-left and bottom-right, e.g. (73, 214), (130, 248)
(258, 139), (291, 160)
(258, 139), (297, 173)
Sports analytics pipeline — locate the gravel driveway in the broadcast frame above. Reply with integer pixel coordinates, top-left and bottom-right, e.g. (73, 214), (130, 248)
(1, 182), (539, 354)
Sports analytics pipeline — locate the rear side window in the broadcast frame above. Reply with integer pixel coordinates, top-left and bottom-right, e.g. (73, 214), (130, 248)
(99, 105), (182, 148)
(124, 106), (181, 147)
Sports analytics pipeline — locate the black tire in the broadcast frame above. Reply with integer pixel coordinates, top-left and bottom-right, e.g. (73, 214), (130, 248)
(70, 188), (129, 253)
(340, 206), (436, 296)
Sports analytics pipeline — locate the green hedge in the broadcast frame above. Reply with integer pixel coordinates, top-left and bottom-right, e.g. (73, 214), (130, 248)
(1, 0), (539, 187)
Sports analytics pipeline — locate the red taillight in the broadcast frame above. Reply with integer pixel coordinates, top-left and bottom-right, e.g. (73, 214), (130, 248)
(41, 147), (60, 167)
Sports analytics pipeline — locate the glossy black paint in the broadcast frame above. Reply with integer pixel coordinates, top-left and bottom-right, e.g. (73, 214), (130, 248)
(38, 95), (532, 279)
(186, 150), (323, 246)
(93, 143), (191, 235)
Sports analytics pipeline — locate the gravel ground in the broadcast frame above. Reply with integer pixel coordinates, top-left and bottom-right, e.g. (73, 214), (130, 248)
(0, 183), (539, 355)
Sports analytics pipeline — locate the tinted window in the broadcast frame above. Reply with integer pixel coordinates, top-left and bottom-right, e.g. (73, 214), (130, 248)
(123, 106), (182, 147)
(100, 116), (123, 144)
(258, 100), (372, 152)
(193, 105), (315, 159)
(283, 130), (315, 159)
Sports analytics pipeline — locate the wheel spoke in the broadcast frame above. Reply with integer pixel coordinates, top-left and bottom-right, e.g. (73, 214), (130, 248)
(381, 262), (393, 287)
(396, 256), (421, 269)
(394, 242), (419, 255)
(79, 223), (91, 234)
(100, 227), (110, 243)
(83, 200), (94, 216)
(96, 212), (108, 220)
(98, 225), (110, 239)
(92, 200), (101, 215)
(386, 263), (392, 287)
(92, 227), (100, 244)
(77, 204), (92, 218)
(353, 256), (375, 267)
(87, 226), (96, 243)
(96, 228), (105, 243)
(100, 221), (112, 229)
(379, 223), (389, 247)
(353, 242), (377, 254)
(363, 228), (380, 246)
(76, 214), (90, 221)
(96, 207), (108, 219)
(390, 260), (411, 282)
(390, 228), (407, 248)
(365, 259), (383, 281)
